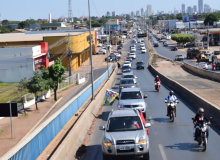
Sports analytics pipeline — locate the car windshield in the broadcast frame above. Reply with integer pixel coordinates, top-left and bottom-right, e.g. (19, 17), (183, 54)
(121, 91), (142, 99)
(107, 116), (143, 132)
(124, 62), (130, 64)
(121, 79), (134, 84)
(137, 62), (144, 65)
(123, 75), (134, 78)
(123, 66), (130, 69)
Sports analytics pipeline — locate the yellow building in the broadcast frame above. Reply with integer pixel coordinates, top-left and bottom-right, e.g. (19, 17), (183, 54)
(44, 31), (96, 71)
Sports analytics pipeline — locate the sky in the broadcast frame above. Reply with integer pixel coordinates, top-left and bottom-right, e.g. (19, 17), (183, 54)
(0, 0), (219, 21)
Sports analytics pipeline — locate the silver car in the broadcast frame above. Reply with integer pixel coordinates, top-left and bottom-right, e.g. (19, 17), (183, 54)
(121, 72), (137, 84)
(100, 109), (151, 160)
(117, 88), (148, 118)
(119, 78), (136, 93)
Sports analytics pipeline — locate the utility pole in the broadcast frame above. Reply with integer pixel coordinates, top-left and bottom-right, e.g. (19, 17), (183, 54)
(106, 25), (109, 79)
(88, 0), (94, 100)
(207, 22), (209, 50)
(68, 34), (72, 76)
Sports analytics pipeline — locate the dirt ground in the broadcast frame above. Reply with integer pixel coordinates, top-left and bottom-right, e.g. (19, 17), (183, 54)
(154, 59), (220, 108)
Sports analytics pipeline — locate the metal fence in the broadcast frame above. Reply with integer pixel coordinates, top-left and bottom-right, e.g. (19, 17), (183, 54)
(5, 66), (113, 160)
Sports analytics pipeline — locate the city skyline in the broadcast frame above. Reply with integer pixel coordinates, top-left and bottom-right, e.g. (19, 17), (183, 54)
(0, 0), (219, 21)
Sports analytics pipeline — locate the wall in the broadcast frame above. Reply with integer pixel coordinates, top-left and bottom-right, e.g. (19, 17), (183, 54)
(0, 46), (41, 82)
(183, 62), (220, 82)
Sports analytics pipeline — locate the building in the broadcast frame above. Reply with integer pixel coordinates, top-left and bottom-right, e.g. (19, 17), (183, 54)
(136, 10), (140, 16)
(198, 0), (203, 13)
(131, 11), (134, 17)
(187, 6), (193, 14)
(193, 5), (197, 13)
(146, 4), (152, 16)
(49, 13), (52, 23)
(106, 11), (110, 16)
(0, 30), (97, 75)
(0, 43), (49, 82)
(141, 8), (145, 16)
(182, 4), (186, 14)
(112, 11), (116, 16)
(104, 19), (120, 33)
(204, 4), (211, 13)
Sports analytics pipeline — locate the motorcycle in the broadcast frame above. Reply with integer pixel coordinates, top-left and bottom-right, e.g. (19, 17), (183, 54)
(155, 82), (160, 92)
(212, 64), (216, 71)
(165, 100), (178, 122)
(192, 118), (210, 151)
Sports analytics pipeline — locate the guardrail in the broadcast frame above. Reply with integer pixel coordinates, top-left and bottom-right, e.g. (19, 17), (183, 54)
(2, 66), (112, 160)
(183, 62), (220, 82)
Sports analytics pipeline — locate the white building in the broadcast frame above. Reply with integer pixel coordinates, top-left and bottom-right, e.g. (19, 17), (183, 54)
(49, 13), (52, 23)
(146, 4), (152, 16)
(136, 10), (140, 16)
(0, 45), (46, 83)
(141, 8), (145, 16)
(131, 11), (134, 17)
(193, 5), (197, 13)
(198, 0), (203, 13)
(182, 4), (186, 14)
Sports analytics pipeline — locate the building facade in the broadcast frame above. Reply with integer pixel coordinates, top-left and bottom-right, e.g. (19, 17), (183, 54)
(146, 4), (152, 16)
(182, 4), (185, 14)
(112, 11), (116, 16)
(198, 0), (203, 13)
(136, 10), (140, 16)
(141, 8), (145, 16)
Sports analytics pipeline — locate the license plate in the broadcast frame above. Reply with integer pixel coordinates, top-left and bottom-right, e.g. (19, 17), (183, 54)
(120, 146), (131, 150)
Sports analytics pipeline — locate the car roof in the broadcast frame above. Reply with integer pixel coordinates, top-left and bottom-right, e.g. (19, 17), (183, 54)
(121, 87), (141, 92)
(110, 109), (139, 118)
(122, 71), (134, 75)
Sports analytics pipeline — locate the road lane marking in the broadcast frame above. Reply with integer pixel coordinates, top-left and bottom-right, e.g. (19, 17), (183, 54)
(159, 144), (168, 160)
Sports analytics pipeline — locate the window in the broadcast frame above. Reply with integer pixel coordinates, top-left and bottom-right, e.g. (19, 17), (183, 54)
(121, 79), (134, 84)
(107, 116), (143, 132)
(121, 91), (142, 100)
(123, 75), (134, 78)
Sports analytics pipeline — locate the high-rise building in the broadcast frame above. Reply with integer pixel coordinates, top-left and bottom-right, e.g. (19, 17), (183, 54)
(198, 0), (203, 13)
(193, 5), (197, 13)
(49, 13), (52, 23)
(112, 11), (116, 16)
(146, 4), (152, 16)
(141, 7), (145, 16)
(187, 6), (193, 14)
(136, 10), (140, 16)
(182, 4), (185, 14)
(106, 11), (110, 16)
(131, 11), (134, 17)
(204, 4), (211, 13)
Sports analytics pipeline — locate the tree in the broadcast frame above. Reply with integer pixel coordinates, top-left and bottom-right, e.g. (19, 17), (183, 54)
(171, 34), (195, 46)
(14, 78), (28, 114)
(126, 14), (131, 21)
(176, 13), (183, 20)
(83, 18), (88, 22)
(204, 13), (219, 26)
(18, 21), (31, 29)
(41, 58), (66, 101)
(2, 20), (9, 25)
(27, 71), (45, 110)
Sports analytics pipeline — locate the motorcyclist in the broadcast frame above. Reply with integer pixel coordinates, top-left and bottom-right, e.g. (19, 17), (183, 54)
(193, 108), (211, 141)
(154, 75), (161, 90)
(165, 91), (177, 117)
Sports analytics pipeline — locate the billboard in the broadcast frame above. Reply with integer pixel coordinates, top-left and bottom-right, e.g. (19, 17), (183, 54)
(182, 15), (197, 22)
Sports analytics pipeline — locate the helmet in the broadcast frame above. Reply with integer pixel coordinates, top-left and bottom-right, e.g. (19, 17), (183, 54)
(156, 75), (159, 78)
(198, 108), (204, 116)
(169, 90), (174, 96)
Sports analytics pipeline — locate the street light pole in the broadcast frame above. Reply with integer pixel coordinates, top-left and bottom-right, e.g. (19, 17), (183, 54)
(88, 0), (94, 99)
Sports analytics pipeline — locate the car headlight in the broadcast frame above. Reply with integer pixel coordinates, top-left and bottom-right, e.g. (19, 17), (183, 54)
(138, 136), (147, 144)
(131, 86), (135, 88)
(138, 104), (143, 107)
(118, 105), (123, 108)
(104, 138), (112, 146)
(120, 86), (124, 89)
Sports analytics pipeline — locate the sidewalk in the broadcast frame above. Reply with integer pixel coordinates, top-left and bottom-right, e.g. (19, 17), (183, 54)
(0, 39), (131, 158)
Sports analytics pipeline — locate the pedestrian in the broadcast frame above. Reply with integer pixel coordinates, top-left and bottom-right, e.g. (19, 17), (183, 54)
(117, 62), (120, 68)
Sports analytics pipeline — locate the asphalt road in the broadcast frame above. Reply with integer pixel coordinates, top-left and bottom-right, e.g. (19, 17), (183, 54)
(78, 37), (220, 160)
(149, 34), (220, 73)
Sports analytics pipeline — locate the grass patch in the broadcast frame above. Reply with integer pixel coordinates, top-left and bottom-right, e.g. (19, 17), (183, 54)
(0, 82), (18, 91)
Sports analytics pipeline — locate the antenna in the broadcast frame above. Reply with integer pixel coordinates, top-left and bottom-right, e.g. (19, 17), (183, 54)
(68, 0), (73, 18)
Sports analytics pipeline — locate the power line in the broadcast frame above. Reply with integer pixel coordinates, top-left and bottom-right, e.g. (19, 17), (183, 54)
(92, 0), (100, 16)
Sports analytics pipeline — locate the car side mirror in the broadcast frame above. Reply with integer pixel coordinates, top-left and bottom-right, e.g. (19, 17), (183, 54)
(99, 126), (105, 130)
(116, 96), (119, 100)
(135, 76), (137, 79)
(144, 123), (151, 128)
(144, 95), (147, 98)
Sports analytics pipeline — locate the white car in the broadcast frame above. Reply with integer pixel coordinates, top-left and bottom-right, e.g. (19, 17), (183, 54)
(128, 53), (136, 59)
(141, 38), (144, 42)
(96, 49), (106, 54)
(141, 48), (147, 53)
(131, 47), (136, 52)
(123, 61), (132, 68)
(121, 35), (126, 39)
(140, 43), (145, 47)
(138, 39), (141, 43)
(97, 43), (102, 47)
(141, 46), (145, 50)
(113, 52), (121, 58)
(198, 62), (208, 70)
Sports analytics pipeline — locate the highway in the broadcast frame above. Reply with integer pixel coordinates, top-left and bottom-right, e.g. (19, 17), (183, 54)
(149, 34), (220, 72)
(78, 37), (220, 160)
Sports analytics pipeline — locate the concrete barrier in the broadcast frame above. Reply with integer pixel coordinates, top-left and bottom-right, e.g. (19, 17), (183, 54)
(183, 62), (220, 82)
(149, 65), (220, 126)
(50, 67), (118, 160)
